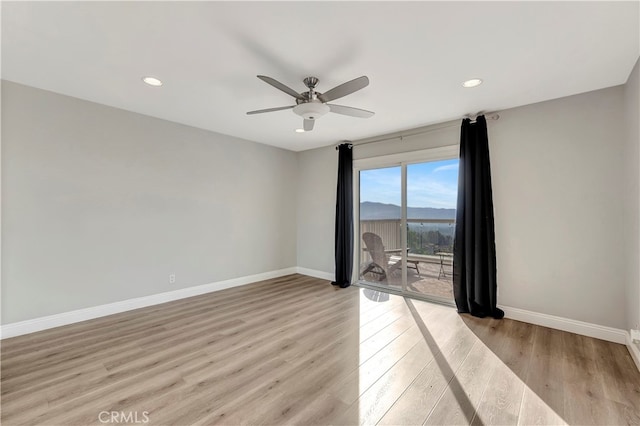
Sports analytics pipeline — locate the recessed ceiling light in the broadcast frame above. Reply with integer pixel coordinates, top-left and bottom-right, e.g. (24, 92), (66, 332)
(462, 78), (483, 88)
(142, 76), (163, 87)
(295, 128), (305, 133)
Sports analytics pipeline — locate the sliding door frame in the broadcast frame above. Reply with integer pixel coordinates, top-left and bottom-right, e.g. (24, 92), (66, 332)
(352, 145), (459, 304)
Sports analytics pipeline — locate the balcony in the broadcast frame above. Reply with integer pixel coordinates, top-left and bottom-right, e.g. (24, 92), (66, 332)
(359, 219), (454, 300)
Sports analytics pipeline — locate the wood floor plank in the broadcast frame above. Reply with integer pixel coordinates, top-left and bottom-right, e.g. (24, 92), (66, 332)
(50, 351), (209, 409)
(425, 339), (498, 426)
(144, 357), (288, 425)
(590, 337), (640, 424)
(15, 369), (187, 425)
(518, 326), (567, 426)
(1, 342), (148, 396)
(162, 311), (362, 425)
(335, 338), (432, 425)
(469, 319), (534, 426)
(219, 344), (358, 425)
(2, 274), (638, 426)
(328, 325), (423, 406)
(562, 332), (613, 425)
(282, 392), (350, 426)
(378, 316), (480, 426)
(358, 303), (411, 343)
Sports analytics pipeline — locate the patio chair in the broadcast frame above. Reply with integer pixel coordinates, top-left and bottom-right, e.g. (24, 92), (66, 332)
(361, 232), (402, 281)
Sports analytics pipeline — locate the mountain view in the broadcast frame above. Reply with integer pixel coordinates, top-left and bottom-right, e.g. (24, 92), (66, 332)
(360, 201), (456, 220)
(359, 160), (458, 254)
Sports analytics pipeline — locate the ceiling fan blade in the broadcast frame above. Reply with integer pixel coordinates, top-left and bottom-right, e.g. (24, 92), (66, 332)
(257, 75), (305, 100)
(318, 76), (369, 103)
(246, 105), (294, 115)
(303, 119), (314, 131)
(328, 104), (375, 118)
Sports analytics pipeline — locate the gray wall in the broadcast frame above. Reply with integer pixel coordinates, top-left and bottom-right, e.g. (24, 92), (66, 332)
(1, 81), (297, 324)
(624, 58), (640, 333)
(297, 85), (630, 329)
(490, 87), (625, 329)
(296, 146), (337, 274)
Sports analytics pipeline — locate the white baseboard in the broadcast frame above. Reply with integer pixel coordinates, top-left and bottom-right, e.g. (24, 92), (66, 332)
(0, 267), (297, 339)
(500, 305), (627, 345)
(626, 332), (640, 372)
(296, 267), (334, 281)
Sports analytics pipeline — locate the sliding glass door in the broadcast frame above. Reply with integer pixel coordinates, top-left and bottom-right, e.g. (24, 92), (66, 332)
(356, 151), (458, 304)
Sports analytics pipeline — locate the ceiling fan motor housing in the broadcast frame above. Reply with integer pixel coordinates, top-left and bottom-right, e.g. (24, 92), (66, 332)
(293, 102), (330, 120)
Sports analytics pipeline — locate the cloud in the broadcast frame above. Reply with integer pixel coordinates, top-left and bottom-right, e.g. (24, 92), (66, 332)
(433, 164), (459, 173)
(407, 179), (457, 208)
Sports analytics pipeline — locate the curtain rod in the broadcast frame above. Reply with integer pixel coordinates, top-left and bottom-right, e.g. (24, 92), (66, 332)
(335, 113), (500, 150)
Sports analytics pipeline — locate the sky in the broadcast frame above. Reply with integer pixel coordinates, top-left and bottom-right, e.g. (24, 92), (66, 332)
(360, 158), (459, 209)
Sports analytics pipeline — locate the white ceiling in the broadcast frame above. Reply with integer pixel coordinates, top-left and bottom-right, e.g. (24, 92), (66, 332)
(2, 1), (639, 152)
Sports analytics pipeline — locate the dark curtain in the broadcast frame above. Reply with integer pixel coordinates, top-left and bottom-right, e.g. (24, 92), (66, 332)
(453, 116), (504, 319)
(331, 143), (354, 288)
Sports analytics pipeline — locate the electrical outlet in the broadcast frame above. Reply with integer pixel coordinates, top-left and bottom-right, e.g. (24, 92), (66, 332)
(631, 328), (640, 343)
(169, 274), (176, 284)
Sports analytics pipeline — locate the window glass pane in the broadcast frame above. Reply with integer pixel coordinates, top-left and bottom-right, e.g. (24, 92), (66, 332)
(359, 166), (401, 290)
(406, 159), (458, 300)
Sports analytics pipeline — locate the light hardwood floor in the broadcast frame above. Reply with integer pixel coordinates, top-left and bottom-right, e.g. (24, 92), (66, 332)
(1, 274), (639, 425)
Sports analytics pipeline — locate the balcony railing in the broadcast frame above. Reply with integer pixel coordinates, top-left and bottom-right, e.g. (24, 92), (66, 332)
(360, 218), (455, 256)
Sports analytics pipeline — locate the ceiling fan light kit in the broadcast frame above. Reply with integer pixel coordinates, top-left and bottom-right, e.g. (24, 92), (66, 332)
(293, 102), (330, 120)
(247, 75), (374, 132)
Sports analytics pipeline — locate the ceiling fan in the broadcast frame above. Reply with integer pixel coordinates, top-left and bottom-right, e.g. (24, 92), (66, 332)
(247, 75), (374, 131)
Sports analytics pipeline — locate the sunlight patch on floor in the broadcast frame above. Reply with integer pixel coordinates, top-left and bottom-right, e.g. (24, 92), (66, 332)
(352, 288), (568, 425)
